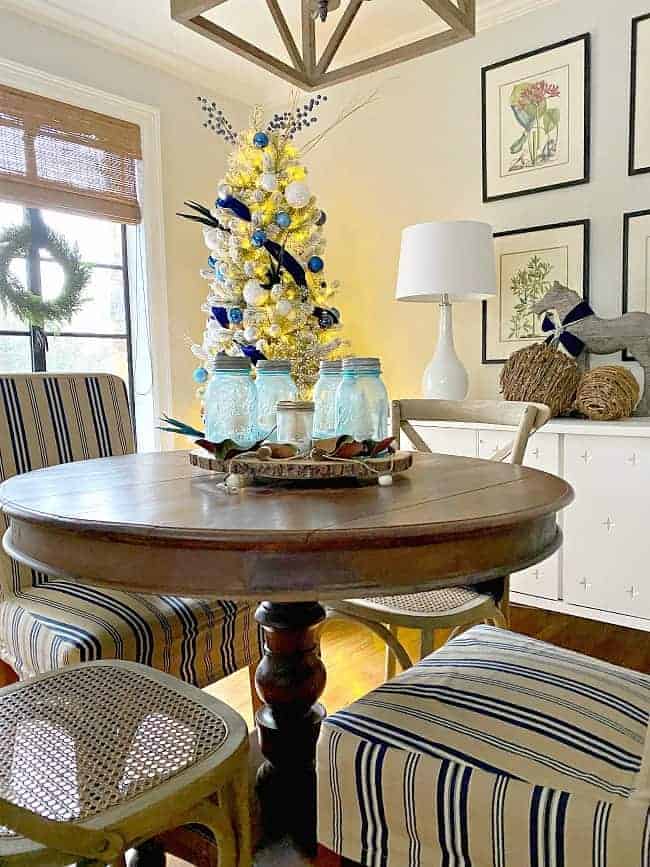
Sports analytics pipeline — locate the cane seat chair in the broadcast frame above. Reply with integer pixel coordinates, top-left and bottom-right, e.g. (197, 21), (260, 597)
(327, 399), (551, 677)
(0, 660), (250, 867)
(0, 373), (261, 688)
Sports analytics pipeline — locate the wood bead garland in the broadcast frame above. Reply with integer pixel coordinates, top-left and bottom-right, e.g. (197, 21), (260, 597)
(575, 366), (640, 421)
(500, 343), (581, 417)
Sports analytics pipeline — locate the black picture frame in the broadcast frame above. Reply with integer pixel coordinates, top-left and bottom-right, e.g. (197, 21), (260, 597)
(482, 218), (591, 365)
(481, 33), (591, 203)
(629, 14), (650, 176)
(622, 208), (650, 361)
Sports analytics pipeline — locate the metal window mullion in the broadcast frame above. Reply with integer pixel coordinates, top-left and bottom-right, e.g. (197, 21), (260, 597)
(26, 208), (46, 372)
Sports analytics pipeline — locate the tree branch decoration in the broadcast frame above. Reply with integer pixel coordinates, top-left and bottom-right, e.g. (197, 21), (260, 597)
(0, 222), (91, 328)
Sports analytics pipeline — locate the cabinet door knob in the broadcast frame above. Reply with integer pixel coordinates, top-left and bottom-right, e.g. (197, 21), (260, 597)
(579, 577), (592, 591)
(627, 586), (640, 599)
(531, 448), (540, 459)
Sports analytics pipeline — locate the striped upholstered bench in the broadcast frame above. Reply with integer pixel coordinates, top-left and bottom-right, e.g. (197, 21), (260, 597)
(318, 625), (650, 867)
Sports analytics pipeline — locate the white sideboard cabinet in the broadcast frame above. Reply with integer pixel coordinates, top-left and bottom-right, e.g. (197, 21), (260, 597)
(407, 417), (650, 631)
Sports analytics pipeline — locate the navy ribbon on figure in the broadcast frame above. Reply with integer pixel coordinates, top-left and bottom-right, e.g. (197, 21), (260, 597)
(541, 300), (594, 358)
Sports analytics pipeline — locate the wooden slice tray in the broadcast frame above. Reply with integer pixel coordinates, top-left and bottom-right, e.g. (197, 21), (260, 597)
(189, 448), (413, 481)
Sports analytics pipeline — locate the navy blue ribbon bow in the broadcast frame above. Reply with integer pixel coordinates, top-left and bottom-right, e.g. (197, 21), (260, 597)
(541, 299), (593, 358)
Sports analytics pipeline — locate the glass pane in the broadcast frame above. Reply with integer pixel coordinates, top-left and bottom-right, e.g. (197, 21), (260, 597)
(0, 335), (31, 372)
(0, 258), (30, 331)
(0, 201), (25, 227)
(46, 336), (129, 382)
(65, 267), (127, 334)
(40, 209), (123, 266)
(40, 259), (65, 302)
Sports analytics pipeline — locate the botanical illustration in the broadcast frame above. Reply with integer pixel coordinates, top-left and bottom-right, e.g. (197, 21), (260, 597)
(508, 79), (561, 173)
(508, 254), (554, 338)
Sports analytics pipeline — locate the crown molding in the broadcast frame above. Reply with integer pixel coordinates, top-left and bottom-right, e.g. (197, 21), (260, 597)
(0, 0), (257, 104)
(477, 0), (560, 30)
(0, 0), (561, 98)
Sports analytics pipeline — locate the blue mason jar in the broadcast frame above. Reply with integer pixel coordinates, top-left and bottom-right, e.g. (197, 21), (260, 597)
(335, 357), (389, 441)
(312, 359), (342, 440)
(255, 359), (297, 440)
(205, 356), (258, 447)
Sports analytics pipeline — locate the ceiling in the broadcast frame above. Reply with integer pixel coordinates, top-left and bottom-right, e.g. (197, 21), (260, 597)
(0, 0), (558, 103)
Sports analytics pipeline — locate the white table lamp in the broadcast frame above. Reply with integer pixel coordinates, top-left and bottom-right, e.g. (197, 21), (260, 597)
(396, 221), (496, 399)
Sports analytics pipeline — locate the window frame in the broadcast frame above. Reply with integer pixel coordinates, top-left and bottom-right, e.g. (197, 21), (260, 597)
(0, 205), (136, 421)
(0, 55), (172, 452)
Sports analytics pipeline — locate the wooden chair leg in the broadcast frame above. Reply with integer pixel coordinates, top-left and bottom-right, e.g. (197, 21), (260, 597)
(499, 576), (511, 627)
(248, 661), (263, 718)
(419, 628), (435, 660)
(0, 658), (18, 687)
(229, 763), (253, 867)
(191, 796), (237, 867)
(384, 624), (399, 680)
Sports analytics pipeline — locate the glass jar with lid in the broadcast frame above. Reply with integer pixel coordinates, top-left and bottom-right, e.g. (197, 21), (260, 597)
(205, 356), (258, 447)
(277, 401), (315, 452)
(312, 359), (342, 440)
(335, 357), (389, 442)
(255, 359), (297, 440)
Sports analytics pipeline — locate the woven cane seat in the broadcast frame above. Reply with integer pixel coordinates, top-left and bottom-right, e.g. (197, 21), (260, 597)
(0, 661), (231, 838)
(357, 585), (489, 616)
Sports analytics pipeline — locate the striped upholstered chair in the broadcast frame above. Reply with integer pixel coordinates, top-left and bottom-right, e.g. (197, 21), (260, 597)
(0, 373), (261, 687)
(318, 625), (650, 866)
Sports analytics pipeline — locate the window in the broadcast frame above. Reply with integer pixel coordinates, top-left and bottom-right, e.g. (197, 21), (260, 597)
(0, 200), (134, 416)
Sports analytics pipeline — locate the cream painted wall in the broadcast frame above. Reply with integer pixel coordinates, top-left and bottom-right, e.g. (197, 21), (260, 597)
(0, 7), (246, 429)
(1, 0), (648, 413)
(298, 0), (650, 400)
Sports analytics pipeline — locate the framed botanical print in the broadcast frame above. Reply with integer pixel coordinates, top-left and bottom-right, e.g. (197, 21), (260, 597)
(482, 34), (591, 202)
(629, 14), (650, 175)
(482, 219), (590, 364)
(622, 209), (650, 360)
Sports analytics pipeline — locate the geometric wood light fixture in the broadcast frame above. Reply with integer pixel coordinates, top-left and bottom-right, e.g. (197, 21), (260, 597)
(170, 0), (476, 90)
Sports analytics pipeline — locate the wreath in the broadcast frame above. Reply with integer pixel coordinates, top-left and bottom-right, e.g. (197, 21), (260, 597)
(0, 222), (91, 327)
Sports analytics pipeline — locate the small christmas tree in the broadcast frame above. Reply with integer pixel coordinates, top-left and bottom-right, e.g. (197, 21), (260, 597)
(182, 96), (350, 398)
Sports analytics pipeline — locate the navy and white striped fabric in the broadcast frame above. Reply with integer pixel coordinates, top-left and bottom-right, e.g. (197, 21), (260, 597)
(0, 374), (261, 687)
(318, 625), (650, 866)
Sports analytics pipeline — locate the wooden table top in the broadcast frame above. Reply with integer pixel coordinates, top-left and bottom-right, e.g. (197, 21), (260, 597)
(0, 450), (573, 601)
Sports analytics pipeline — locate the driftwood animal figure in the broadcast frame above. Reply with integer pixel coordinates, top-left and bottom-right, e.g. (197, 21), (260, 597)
(532, 281), (650, 415)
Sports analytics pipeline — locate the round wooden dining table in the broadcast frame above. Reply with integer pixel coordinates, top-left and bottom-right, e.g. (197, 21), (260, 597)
(0, 449), (572, 853)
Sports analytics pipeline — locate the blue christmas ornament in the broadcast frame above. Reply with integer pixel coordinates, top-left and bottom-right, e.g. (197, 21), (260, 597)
(253, 131), (269, 149)
(308, 255), (324, 273)
(216, 197), (227, 208)
(229, 307), (243, 324)
(208, 255), (217, 269)
(216, 263), (227, 281)
(193, 366), (209, 384)
(276, 212), (292, 229)
(251, 229), (267, 248)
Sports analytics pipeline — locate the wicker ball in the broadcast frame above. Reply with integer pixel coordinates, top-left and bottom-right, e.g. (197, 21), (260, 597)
(575, 366), (639, 421)
(500, 343), (581, 417)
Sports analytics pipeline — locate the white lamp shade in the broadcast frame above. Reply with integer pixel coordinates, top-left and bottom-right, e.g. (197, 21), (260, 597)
(396, 221), (497, 303)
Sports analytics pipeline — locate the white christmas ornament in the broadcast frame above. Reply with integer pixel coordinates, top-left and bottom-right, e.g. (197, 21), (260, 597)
(244, 325), (259, 342)
(268, 323), (282, 338)
(217, 182), (232, 199)
(285, 181), (311, 208)
(260, 172), (279, 192)
(243, 280), (266, 305)
(203, 227), (221, 250)
(275, 299), (292, 316)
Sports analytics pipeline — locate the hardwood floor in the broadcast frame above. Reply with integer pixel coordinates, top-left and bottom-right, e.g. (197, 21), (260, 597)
(166, 603), (650, 866)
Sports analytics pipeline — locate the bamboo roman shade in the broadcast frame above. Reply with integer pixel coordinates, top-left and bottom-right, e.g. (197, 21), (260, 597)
(0, 85), (142, 224)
